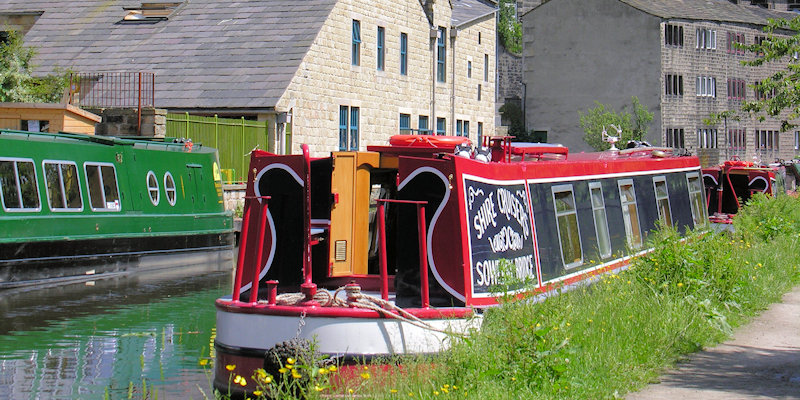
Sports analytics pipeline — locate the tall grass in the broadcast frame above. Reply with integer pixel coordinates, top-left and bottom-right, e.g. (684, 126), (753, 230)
(215, 194), (800, 399)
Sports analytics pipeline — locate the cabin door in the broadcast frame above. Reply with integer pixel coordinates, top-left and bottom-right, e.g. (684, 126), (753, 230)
(186, 163), (207, 211)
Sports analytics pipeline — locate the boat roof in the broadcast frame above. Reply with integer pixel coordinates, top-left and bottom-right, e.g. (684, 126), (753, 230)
(0, 129), (216, 153)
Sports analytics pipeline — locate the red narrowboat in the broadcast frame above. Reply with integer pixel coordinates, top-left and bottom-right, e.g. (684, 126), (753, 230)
(214, 135), (707, 393)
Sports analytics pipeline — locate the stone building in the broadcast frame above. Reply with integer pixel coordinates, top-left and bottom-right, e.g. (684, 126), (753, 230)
(523, 0), (800, 164)
(0, 0), (497, 156)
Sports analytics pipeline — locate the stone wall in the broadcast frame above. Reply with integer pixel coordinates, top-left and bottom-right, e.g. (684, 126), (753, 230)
(277, 0), (497, 155)
(88, 107), (167, 137)
(498, 45), (523, 104)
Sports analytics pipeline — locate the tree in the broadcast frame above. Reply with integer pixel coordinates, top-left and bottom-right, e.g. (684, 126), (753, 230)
(579, 97), (654, 151)
(0, 30), (69, 103)
(740, 17), (800, 131)
(498, 0), (522, 54)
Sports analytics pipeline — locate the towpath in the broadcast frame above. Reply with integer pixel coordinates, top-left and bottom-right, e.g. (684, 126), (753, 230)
(627, 285), (800, 399)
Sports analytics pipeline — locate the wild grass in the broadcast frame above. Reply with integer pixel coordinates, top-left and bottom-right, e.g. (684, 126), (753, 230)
(214, 194), (800, 399)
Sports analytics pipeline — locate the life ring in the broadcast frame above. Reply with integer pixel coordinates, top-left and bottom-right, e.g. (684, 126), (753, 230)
(389, 135), (471, 148)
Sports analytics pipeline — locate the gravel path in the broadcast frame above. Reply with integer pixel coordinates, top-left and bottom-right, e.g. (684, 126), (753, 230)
(627, 286), (800, 399)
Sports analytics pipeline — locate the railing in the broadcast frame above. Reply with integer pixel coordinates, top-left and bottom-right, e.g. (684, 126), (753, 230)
(166, 113), (271, 183)
(68, 72), (155, 133)
(377, 199), (429, 308)
(231, 196), (271, 304)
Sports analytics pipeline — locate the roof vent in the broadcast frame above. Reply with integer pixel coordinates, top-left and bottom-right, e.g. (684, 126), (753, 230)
(121, 2), (183, 23)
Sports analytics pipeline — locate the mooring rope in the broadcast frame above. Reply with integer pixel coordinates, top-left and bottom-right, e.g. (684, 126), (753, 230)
(265, 285), (467, 337)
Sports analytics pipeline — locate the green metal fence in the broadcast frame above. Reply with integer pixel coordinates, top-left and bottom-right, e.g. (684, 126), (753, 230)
(166, 113), (270, 183)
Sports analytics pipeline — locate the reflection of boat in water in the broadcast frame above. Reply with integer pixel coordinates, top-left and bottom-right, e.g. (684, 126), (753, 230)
(703, 158), (800, 225)
(214, 135), (707, 394)
(0, 129), (234, 289)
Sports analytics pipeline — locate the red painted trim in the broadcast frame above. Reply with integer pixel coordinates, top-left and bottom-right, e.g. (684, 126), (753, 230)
(215, 300), (474, 319)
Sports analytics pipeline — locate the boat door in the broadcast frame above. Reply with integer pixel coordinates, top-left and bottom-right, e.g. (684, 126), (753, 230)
(186, 163), (207, 211)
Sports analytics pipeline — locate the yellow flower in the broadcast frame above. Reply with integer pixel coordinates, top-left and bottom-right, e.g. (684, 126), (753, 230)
(318, 368), (328, 375)
(255, 369), (267, 379)
(286, 364), (293, 370)
(234, 375), (241, 384)
(292, 370), (302, 379)
(442, 387), (449, 394)
(328, 365), (338, 372)
(278, 368), (287, 374)
(225, 364), (236, 371)
(408, 393), (414, 397)
(363, 366), (369, 370)
(199, 359), (209, 366)
(315, 385), (324, 392)
(239, 377), (247, 386)
(349, 389), (354, 394)
(452, 386), (458, 390)
(434, 391), (440, 396)
(443, 384), (449, 389)
(511, 377), (516, 381)
(264, 376), (273, 384)
(390, 389), (398, 393)
(287, 357), (296, 365)
(253, 390), (263, 396)
(677, 282), (684, 287)
(360, 372), (371, 380)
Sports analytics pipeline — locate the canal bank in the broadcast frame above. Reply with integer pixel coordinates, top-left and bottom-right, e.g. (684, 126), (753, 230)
(627, 284), (800, 399)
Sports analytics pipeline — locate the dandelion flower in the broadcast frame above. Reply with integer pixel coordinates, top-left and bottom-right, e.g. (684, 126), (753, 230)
(226, 364), (236, 371)
(360, 372), (371, 380)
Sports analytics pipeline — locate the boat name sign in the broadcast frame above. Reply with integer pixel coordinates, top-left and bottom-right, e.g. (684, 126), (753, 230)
(464, 177), (537, 297)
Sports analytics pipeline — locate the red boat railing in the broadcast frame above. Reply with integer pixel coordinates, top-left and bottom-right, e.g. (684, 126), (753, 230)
(377, 199), (430, 308)
(231, 195), (270, 303)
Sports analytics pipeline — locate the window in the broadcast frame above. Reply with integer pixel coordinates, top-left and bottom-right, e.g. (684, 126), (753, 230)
(696, 76), (716, 97)
(665, 74), (683, 96)
(666, 128), (685, 148)
(85, 163), (120, 211)
(789, 0), (800, 11)
(728, 129), (746, 152)
(164, 172), (177, 206)
(339, 106), (360, 151)
(727, 32), (746, 55)
(400, 33), (408, 75)
(478, 84), (482, 101)
(464, 121), (470, 138)
(484, 54), (489, 82)
(665, 24), (683, 47)
(727, 78), (746, 100)
(795, 131), (800, 150)
(477, 122), (483, 145)
(399, 113), (411, 134)
(755, 81), (777, 100)
(352, 20), (361, 66)
(21, 120), (50, 133)
(589, 182), (612, 259)
(467, 60), (472, 78)
(755, 129), (779, 151)
(696, 28), (716, 50)
(552, 185), (583, 268)
(755, 35), (766, 56)
(419, 116), (429, 134)
(618, 180), (642, 248)
(436, 117), (446, 135)
(478, 31), (481, 44)
(437, 27), (446, 82)
(146, 171), (160, 205)
(456, 120), (463, 137)
(0, 158), (40, 212)
(687, 173), (707, 227)
(377, 26), (385, 71)
(44, 161), (82, 211)
(698, 128), (718, 149)
(653, 177), (673, 227)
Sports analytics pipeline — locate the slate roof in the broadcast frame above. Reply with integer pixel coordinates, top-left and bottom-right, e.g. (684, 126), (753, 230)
(620, 0), (795, 25)
(451, 0), (497, 28)
(0, 0), (339, 111)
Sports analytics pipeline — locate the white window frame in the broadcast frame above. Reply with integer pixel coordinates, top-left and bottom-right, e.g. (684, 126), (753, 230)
(653, 176), (673, 227)
(0, 157), (42, 213)
(618, 179), (642, 249)
(42, 159), (83, 212)
(686, 172), (707, 227)
(589, 182), (612, 259)
(84, 162), (122, 212)
(164, 172), (177, 206)
(551, 184), (583, 269)
(146, 170), (160, 206)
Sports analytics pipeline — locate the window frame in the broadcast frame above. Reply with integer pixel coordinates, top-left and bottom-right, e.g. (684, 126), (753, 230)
(686, 172), (707, 227)
(437, 26), (446, 82)
(551, 184), (583, 269)
(376, 26), (385, 71)
(618, 179), (642, 249)
(436, 117), (446, 135)
(352, 20), (361, 66)
(84, 162), (122, 212)
(399, 113), (411, 134)
(164, 172), (177, 206)
(400, 32), (408, 75)
(589, 182), (612, 259)
(652, 176), (673, 227)
(419, 115), (429, 134)
(0, 157), (42, 213)
(146, 170), (160, 206)
(43, 159), (83, 212)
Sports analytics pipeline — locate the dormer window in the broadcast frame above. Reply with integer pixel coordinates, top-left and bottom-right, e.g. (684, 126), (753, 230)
(121, 2), (183, 23)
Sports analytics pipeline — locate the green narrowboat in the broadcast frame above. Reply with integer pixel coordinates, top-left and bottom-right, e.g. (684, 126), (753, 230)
(0, 129), (234, 289)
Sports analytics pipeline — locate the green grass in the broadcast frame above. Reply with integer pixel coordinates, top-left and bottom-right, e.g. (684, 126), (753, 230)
(214, 194), (800, 400)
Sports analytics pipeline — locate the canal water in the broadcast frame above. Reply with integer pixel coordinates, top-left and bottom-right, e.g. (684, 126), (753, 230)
(0, 250), (235, 400)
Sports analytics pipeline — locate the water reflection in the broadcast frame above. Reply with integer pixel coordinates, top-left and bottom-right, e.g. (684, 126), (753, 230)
(0, 250), (233, 399)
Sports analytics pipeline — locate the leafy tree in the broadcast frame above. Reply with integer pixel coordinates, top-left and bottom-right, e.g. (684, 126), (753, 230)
(579, 96), (654, 151)
(0, 30), (69, 103)
(498, 0), (522, 54)
(499, 102), (526, 137)
(740, 17), (800, 130)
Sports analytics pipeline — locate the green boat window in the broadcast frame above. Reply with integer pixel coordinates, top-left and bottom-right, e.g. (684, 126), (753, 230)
(164, 172), (176, 206)
(85, 163), (121, 211)
(0, 159), (40, 211)
(552, 184), (583, 268)
(44, 161), (82, 211)
(147, 171), (160, 206)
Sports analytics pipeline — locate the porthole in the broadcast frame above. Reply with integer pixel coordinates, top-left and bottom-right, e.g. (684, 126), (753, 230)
(147, 171), (159, 206)
(164, 172), (176, 206)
